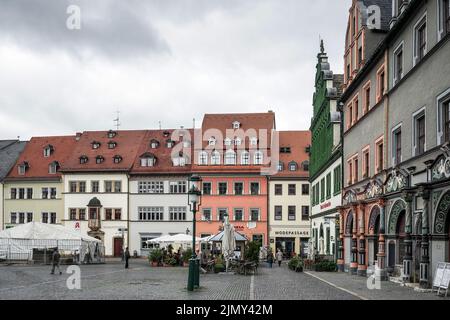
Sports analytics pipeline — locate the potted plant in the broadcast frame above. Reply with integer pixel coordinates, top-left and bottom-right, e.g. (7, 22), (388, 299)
(164, 256), (177, 267)
(183, 248), (193, 267)
(214, 256), (225, 273)
(148, 248), (163, 267)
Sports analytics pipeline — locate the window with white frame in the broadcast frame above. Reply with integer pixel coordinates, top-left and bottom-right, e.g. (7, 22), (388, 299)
(437, 89), (450, 144)
(42, 212), (49, 224)
(392, 125), (402, 166)
(232, 121), (241, 129)
(10, 212), (17, 224)
(218, 208), (227, 222)
(438, 0), (450, 39)
(42, 188), (49, 199)
(50, 212), (56, 224)
(250, 137), (258, 146)
(253, 151), (263, 165)
(241, 151), (250, 165)
(170, 181), (187, 194)
(413, 14), (427, 65)
(169, 207), (187, 221)
(250, 208), (260, 221)
(413, 109), (426, 156)
(393, 42), (404, 84)
(139, 207), (164, 221)
(202, 208), (211, 221)
(138, 181), (164, 194)
(211, 151), (221, 165)
(233, 208), (244, 221)
(199, 151), (208, 165)
(274, 206), (282, 221)
(141, 156), (156, 167)
(225, 150), (236, 165)
(277, 162), (284, 171)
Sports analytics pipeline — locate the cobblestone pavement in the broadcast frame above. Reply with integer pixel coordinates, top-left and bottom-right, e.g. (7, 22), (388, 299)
(305, 271), (450, 300)
(0, 260), (447, 300)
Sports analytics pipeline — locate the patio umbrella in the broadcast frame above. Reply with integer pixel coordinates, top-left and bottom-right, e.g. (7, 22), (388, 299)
(222, 214), (236, 272)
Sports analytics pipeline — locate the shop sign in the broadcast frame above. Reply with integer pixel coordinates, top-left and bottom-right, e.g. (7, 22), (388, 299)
(274, 230), (310, 237)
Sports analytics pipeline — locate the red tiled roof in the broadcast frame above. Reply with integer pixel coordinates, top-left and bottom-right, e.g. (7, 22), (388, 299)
(60, 130), (147, 172)
(193, 112), (276, 173)
(272, 131), (311, 178)
(6, 136), (78, 180)
(130, 129), (193, 174)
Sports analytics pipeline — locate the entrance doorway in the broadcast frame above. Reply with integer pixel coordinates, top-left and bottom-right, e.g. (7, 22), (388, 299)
(276, 237), (296, 259)
(113, 237), (123, 257)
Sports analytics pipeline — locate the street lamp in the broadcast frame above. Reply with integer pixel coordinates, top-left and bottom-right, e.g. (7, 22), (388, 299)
(187, 175), (202, 292)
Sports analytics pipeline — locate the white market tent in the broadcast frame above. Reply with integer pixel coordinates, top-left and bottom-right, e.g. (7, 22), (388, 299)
(0, 222), (104, 263)
(208, 231), (248, 242)
(147, 233), (202, 245)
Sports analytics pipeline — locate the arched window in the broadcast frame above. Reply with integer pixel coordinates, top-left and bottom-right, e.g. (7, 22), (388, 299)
(43, 145), (54, 157)
(225, 150), (236, 165)
(289, 161), (298, 171)
(211, 151), (221, 165)
(140, 153), (156, 167)
(199, 151), (208, 165)
(254, 151), (263, 165)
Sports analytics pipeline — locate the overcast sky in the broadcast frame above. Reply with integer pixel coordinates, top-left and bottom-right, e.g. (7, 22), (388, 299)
(0, 0), (351, 140)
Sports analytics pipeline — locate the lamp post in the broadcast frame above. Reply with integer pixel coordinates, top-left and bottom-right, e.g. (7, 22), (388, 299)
(187, 175), (202, 292)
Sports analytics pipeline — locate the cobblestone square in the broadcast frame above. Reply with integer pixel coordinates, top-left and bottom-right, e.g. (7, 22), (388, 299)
(0, 259), (447, 300)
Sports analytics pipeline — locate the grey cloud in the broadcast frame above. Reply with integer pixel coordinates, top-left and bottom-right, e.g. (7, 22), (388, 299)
(0, 0), (170, 59)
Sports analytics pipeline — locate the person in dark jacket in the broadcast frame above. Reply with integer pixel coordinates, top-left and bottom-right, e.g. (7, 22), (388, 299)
(267, 251), (274, 268)
(124, 247), (130, 269)
(51, 248), (62, 275)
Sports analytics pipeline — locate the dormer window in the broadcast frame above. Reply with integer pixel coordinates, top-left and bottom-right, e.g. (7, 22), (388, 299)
(108, 141), (117, 149)
(199, 151), (208, 165)
(289, 161), (298, 171)
(18, 162), (29, 175)
(278, 162), (284, 171)
(107, 130), (117, 138)
(224, 138), (232, 146)
(235, 138), (242, 146)
(172, 152), (187, 167)
(166, 139), (175, 148)
(163, 131), (171, 137)
(232, 121), (241, 129)
(91, 141), (101, 149)
(254, 151), (263, 165)
(43, 145), (54, 157)
(79, 156), (89, 164)
(48, 161), (59, 174)
(250, 137), (258, 146)
(113, 155), (123, 164)
(150, 139), (160, 149)
(96, 156), (105, 164)
(208, 137), (216, 146)
(140, 153), (156, 167)
(225, 149), (236, 165)
(302, 161), (310, 171)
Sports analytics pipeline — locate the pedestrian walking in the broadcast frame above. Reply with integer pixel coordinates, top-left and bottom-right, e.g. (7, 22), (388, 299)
(276, 249), (283, 267)
(51, 248), (62, 275)
(124, 247), (130, 269)
(267, 251), (274, 268)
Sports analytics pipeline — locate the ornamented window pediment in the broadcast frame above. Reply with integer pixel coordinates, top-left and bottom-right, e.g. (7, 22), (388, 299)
(384, 168), (408, 193)
(363, 179), (383, 199)
(342, 190), (357, 205)
(431, 145), (450, 181)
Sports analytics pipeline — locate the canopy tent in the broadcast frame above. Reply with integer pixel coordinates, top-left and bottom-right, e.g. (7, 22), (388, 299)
(146, 233), (202, 244)
(208, 231), (248, 242)
(0, 222), (104, 264)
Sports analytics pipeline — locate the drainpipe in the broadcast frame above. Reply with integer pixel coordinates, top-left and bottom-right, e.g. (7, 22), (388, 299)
(266, 175), (270, 248)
